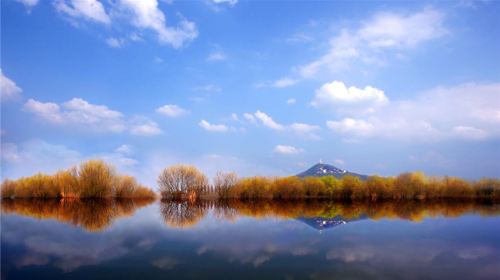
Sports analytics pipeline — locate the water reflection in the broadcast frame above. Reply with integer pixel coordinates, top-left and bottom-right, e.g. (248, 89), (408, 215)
(1, 198), (155, 232)
(2, 199), (500, 279)
(160, 199), (500, 228)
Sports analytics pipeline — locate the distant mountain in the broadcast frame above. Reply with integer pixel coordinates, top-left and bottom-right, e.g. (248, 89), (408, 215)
(297, 215), (366, 231)
(297, 163), (368, 180)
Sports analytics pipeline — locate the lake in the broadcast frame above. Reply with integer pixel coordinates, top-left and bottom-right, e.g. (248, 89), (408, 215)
(1, 199), (500, 279)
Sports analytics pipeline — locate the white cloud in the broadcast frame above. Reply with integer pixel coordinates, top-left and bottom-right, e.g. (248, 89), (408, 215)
(115, 144), (133, 155)
(254, 111), (285, 131)
(453, 126), (488, 140)
(105, 37), (125, 48)
(1, 70), (22, 101)
(23, 97), (163, 136)
(287, 98), (296, 105)
(255, 78), (298, 89)
(118, 0), (198, 48)
(24, 99), (67, 124)
(325, 82), (500, 141)
(231, 113), (239, 122)
(15, 0), (39, 8)
(312, 80), (388, 114)
(274, 145), (303, 155)
(274, 78), (298, 88)
(358, 8), (446, 48)
(129, 119), (163, 136)
(156, 104), (190, 117)
(243, 113), (256, 123)
(327, 118), (375, 137)
(297, 8), (446, 78)
(246, 110), (321, 139)
(199, 120), (228, 132)
(289, 123), (321, 140)
(53, 0), (111, 24)
(207, 51), (226, 62)
(211, 0), (238, 6)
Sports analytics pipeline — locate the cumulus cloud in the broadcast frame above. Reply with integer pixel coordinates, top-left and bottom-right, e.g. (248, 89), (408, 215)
(287, 98), (296, 105)
(118, 0), (198, 48)
(0, 70), (22, 101)
(325, 82), (500, 141)
(23, 97), (162, 136)
(53, 0), (111, 24)
(129, 117), (163, 136)
(245, 110), (321, 139)
(274, 145), (303, 155)
(24, 98), (126, 132)
(156, 104), (190, 117)
(199, 120), (228, 132)
(297, 8), (446, 78)
(50, 0), (197, 48)
(312, 81), (388, 114)
(253, 111), (285, 131)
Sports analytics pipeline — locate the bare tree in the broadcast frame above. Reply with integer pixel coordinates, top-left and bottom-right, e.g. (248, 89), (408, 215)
(213, 171), (238, 199)
(158, 165), (208, 200)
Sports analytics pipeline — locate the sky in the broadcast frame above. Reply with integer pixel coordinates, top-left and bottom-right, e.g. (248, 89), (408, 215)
(1, 0), (499, 188)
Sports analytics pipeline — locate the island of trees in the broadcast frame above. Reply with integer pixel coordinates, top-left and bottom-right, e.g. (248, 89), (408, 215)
(2, 161), (500, 202)
(0, 160), (155, 199)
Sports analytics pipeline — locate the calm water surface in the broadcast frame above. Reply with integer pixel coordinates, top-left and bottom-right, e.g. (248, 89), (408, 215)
(1, 199), (500, 280)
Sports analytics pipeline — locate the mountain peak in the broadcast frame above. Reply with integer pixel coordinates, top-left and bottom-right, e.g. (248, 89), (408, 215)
(297, 163), (367, 179)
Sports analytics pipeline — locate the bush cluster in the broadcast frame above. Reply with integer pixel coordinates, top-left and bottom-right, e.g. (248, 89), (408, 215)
(1, 160), (156, 199)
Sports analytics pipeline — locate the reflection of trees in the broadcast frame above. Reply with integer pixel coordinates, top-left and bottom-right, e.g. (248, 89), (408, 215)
(160, 200), (210, 228)
(1, 198), (154, 232)
(159, 200), (500, 228)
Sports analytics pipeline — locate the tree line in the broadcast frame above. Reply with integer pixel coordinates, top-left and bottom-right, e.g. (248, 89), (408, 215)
(2, 161), (500, 201)
(158, 165), (500, 201)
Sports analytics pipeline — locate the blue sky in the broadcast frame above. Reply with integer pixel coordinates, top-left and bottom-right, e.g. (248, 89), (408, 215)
(1, 0), (499, 187)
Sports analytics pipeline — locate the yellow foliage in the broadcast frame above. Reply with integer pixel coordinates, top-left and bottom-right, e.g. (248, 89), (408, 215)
(1, 159), (155, 199)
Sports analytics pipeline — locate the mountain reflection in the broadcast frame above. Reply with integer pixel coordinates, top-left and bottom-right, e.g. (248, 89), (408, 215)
(160, 200), (500, 228)
(1, 198), (155, 232)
